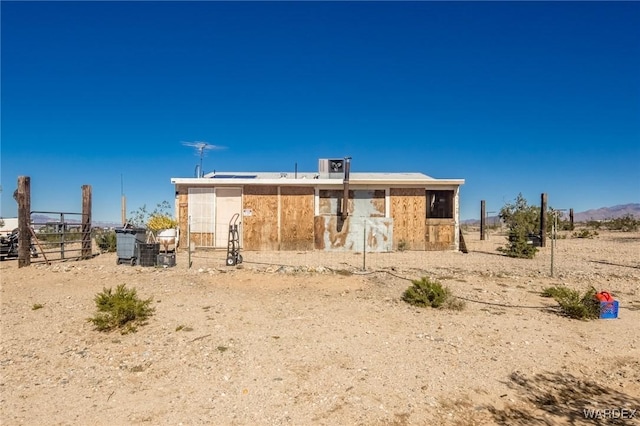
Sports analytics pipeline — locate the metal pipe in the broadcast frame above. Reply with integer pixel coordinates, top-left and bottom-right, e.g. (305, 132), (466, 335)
(341, 157), (351, 220)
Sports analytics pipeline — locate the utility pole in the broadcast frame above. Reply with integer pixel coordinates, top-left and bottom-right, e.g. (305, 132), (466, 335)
(121, 174), (126, 225)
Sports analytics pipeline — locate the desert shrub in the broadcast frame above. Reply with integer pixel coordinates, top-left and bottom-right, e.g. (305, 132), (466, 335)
(397, 239), (408, 252)
(88, 284), (154, 333)
(95, 230), (117, 252)
(541, 286), (600, 320)
(402, 277), (465, 310)
(586, 220), (602, 230)
(572, 229), (598, 239)
(541, 286), (574, 299)
(586, 215), (639, 232)
(605, 215), (639, 232)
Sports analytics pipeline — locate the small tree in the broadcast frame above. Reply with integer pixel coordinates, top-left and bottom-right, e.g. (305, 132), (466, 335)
(128, 201), (177, 230)
(497, 193), (539, 259)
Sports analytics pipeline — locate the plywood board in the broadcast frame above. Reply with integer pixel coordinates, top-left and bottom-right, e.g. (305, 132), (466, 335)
(280, 187), (314, 250)
(425, 219), (455, 251)
(189, 232), (214, 248)
(390, 188), (426, 250)
(319, 190), (341, 216)
(178, 200), (188, 250)
(242, 185), (278, 250)
(319, 189), (385, 217)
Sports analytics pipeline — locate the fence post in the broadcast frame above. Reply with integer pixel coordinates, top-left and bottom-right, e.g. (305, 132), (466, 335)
(569, 208), (574, 231)
(17, 176), (31, 268)
(82, 185), (92, 259)
(540, 193), (548, 247)
(480, 200), (486, 241)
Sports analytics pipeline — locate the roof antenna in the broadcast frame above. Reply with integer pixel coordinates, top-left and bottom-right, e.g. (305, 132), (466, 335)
(181, 141), (226, 177)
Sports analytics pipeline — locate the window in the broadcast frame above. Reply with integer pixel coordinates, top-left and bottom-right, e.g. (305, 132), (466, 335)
(426, 190), (454, 219)
(188, 188), (215, 233)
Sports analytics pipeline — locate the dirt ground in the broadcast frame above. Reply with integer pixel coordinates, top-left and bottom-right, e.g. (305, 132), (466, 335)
(1, 229), (639, 425)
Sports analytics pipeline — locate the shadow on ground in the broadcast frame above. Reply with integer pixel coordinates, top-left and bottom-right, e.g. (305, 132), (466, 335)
(489, 370), (640, 425)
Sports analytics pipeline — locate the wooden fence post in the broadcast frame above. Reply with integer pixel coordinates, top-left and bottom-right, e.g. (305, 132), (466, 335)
(480, 200), (486, 241)
(17, 176), (31, 268)
(540, 193), (547, 247)
(82, 185), (92, 259)
(569, 208), (574, 231)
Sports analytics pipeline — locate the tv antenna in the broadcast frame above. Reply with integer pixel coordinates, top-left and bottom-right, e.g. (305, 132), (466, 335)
(181, 141), (225, 177)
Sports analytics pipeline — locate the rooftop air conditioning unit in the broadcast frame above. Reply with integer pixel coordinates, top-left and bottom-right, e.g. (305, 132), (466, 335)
(318, 159), (344, 178)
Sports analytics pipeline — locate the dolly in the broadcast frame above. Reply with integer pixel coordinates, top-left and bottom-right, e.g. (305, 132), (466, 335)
(225, 213), (243, 266)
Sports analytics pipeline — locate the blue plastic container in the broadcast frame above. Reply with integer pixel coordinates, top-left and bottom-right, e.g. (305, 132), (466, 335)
(599, 300), (619, 319)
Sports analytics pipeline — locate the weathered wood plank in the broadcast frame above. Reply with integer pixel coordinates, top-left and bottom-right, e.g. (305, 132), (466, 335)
(390, 188), (426, 250)
(243, 185), (278, 250)
(280, 187), (314, 250)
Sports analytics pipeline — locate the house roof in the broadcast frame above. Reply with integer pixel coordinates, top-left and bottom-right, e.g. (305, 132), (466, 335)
(172, 171), (464, 187)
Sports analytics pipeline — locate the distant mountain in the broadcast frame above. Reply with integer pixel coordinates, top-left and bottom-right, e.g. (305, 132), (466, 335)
(572, 203), (640, 222)
(29, 214), (122, 229)
(462, 203), (640, 225)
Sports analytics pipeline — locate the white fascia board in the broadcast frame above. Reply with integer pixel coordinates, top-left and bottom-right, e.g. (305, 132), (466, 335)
(171, 177), (465, 186)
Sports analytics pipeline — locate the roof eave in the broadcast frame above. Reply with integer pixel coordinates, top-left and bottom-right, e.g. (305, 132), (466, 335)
(171, 178), (465, 186)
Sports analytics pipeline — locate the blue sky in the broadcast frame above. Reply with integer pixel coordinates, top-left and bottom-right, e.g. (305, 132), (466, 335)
(2, 1), (638, 222)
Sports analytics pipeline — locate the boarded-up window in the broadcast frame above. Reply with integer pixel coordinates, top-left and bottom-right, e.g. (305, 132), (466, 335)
(426, 190), (454, 219)
(318, 189), (385, 217)
(188, 188), (215, 233)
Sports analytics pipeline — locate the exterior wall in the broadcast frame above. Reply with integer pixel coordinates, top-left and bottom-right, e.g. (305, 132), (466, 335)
(175, 183), (461, 252)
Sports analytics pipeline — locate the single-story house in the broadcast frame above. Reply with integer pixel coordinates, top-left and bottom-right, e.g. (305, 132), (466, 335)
(171, 158), (465, 252)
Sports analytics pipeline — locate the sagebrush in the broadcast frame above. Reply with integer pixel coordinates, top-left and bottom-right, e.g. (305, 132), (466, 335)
(88, 284), (155, 333)
(541, 286), (600, 320)
(94, 230), (117, 252)
(402, 277), (465, 310)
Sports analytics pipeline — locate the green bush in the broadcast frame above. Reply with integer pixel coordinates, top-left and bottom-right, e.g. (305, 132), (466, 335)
(88, 284), (155, 333)
(95, 230), (117, 252)
(572, 229), (598, 239)
(606, 214), (639, 232)
(497, 194), (539, 259)
(402, 277), (464, 310)
(541, 286), (600, 320)
(586, 215), (639, 232)
(541, 286), (574, 299)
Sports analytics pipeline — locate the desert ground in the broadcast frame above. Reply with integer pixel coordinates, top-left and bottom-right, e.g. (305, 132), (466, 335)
(1, 229), (639, 425)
